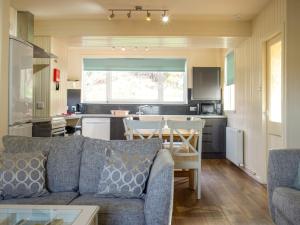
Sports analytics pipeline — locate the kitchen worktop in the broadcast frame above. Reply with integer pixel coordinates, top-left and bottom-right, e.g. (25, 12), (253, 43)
(65, 114), (227, 119)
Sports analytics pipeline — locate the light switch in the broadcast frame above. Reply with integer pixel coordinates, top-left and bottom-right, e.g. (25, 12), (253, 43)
(36, 101), (45, 110)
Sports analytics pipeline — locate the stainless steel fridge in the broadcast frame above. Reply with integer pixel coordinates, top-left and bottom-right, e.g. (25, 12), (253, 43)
(8, 36), (33, 137)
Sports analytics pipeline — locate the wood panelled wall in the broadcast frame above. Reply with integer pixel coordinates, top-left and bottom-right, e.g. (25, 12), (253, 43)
(33, 36), (68, 118)
(227, 0), (286, 183)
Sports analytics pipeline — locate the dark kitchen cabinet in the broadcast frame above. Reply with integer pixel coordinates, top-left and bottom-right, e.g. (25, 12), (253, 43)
(110, 117), (126, 140)
(192, 67), (221, 100)
(202, 118), (227, 159)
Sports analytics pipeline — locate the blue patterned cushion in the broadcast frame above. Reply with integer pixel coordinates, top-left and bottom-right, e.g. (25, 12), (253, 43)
(96, 148), (155, 198)
(0, 152), (49, 199)
(293, 162), (300, 190)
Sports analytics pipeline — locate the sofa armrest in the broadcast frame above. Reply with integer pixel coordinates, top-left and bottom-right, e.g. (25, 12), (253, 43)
(144, 149), (174, 225)
(267, 149), (300, 219)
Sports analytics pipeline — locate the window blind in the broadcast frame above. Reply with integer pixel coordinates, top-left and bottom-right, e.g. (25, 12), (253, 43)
(83, 58), (186, 72)
(226, 52), (235, 86)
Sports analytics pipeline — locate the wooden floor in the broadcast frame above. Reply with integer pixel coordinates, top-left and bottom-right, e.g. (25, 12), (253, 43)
(172, 159), (274, 225)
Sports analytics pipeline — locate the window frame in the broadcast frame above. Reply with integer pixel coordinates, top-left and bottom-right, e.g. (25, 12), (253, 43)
(224, 50), (236, 112)
(81, 56), (188, 105)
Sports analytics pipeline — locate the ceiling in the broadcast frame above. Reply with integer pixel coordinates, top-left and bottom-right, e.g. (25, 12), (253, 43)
(12, 0), (271, 21)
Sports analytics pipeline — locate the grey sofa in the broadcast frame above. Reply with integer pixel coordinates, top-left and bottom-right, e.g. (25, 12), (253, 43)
(267, 149), (300, 225)
(0, 135), (174, 225)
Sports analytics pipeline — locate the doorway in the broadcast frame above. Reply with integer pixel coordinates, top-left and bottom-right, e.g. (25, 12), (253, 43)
(266, 34), (284, 150)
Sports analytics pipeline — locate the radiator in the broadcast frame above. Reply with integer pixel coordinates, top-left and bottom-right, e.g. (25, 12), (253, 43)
(226, 127), (244, 167)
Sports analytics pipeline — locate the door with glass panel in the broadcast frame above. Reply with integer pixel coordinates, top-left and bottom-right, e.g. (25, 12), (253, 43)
(266, 34), (283, 149)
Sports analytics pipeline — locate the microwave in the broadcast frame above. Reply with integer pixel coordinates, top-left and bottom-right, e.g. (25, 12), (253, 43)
(201, 103), (215, 114)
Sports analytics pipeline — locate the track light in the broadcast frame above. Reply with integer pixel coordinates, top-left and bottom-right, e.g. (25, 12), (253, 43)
(146, 11), (151, 21)
(108, 7), (169, 23)
(108, 11), (115, 20)
(127, 11), (131, 18)
(162, 11), (169, 23)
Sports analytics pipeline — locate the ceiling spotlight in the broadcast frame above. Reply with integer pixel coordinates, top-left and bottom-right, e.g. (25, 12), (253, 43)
(146, 11), (151, 21)
(162, 11), (169, 23)
(108, 11), (115, 20)
(121, 47), (126, 51)
(127, 11), (131, 18)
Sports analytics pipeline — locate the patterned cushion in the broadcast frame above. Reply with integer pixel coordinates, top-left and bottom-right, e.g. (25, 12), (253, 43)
(96, 147), (157, 198)
(0, 152), (49, 199)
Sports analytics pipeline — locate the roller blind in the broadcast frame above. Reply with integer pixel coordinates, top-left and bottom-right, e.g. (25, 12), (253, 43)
(226, 52), (235, 86)
(83, 58), (186, 72)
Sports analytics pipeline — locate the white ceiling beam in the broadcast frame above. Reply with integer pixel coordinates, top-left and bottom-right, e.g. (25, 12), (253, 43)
(35, 19), (252, 37)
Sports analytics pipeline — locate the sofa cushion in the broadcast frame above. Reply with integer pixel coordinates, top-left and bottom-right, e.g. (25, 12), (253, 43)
(79, 138), (162, 195)
(96, 148), (155, 198)
(272, 187), (300, 225)
(70, 194), (145, 225)
(79, 138), (110, 194)
(0, 192), (79, 205)
(293, 162), (300, 190)
(47, 136), (84, 192)
(3, 136), (52, 153)
(0, 152), (48, 199)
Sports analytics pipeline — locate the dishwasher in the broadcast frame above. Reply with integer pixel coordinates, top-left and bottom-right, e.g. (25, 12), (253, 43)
(82, 118), (110, 140)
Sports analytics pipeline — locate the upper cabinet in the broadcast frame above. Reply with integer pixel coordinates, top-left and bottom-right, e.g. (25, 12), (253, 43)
(192, 67), (221, 100)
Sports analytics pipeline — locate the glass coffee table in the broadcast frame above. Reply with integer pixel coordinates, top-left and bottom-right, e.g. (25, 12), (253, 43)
(0, 205), (99, 225)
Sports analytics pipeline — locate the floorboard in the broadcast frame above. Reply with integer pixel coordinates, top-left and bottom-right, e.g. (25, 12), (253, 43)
(172, 159), (274, 225)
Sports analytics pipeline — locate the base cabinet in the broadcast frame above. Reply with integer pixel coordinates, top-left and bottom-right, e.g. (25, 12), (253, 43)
(202, 118), (227, 159)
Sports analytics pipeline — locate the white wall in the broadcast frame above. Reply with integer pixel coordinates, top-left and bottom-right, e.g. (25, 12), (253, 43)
(67, 48), (225, 89)
(0, 0), (10, 147)
(228, 0), (286, 183)
(285, 0), (300, 148)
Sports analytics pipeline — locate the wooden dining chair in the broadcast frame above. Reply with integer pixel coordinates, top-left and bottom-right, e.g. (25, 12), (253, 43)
(167, 119), (205, 199)
(123, 118), (165, 140)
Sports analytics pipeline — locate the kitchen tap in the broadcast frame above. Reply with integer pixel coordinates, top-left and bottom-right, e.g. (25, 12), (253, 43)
(136, 105), (150, 115)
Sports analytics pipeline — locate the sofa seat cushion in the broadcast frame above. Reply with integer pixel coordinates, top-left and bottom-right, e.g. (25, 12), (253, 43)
(0, 192), (79, 205)
(70, 194), (145, 225)
(272, 187), (300, 225)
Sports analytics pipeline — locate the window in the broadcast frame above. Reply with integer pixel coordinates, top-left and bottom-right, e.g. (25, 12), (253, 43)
(224, 51), (235, 111)
(82, 58), (187, 104)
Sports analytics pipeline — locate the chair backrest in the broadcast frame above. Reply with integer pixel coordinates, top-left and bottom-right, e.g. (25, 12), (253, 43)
(123, 118), (165, 140)
(167, 119), (205, 157)
(164, 116), (189, 121)
(139, 115), (164, 121)
(123, 116), (134, 140)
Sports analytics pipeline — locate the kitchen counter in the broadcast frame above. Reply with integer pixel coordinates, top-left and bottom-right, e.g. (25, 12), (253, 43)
(65, 114), (227, 119)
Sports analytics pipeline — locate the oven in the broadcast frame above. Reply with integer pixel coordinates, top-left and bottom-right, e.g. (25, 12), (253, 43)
(33, 117), (66, 137)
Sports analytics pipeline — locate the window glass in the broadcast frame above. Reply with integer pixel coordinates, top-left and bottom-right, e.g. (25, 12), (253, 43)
(82, 58), (187, 104)
(82, 71), (107, 103)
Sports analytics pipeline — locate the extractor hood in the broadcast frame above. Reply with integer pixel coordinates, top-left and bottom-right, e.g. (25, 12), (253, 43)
(17, 11), (57, 59)
(31, 42), (57, 59)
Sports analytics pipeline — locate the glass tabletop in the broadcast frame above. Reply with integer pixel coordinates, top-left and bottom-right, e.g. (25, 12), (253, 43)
(0, 208), (81, 225)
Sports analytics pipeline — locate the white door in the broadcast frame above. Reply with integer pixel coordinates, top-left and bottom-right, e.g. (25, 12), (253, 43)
(266, 34), (284, 149)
